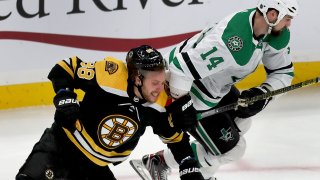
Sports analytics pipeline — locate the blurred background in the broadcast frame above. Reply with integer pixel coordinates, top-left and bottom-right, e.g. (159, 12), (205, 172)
(0, 0), (319, 109)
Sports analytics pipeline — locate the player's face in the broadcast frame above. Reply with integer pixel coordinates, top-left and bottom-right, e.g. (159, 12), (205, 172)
(271, 15), (293, 36)
(141, 70), (166, 103)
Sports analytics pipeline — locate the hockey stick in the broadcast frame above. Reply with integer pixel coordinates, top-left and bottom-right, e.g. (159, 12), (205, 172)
(197, 77), (320, 120)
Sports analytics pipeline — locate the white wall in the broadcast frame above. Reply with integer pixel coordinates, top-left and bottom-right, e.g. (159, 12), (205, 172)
(0, 0), (318, 85)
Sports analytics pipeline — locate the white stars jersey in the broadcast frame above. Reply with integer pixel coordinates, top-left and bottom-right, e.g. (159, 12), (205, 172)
(166, 8), (294, 110)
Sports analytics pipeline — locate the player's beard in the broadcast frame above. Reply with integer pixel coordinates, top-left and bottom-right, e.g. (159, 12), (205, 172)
(271, 27), (285, 37)
(143, 91), (159, 103)
(140, 87), (160, 103)
(271, 30), (281, 36)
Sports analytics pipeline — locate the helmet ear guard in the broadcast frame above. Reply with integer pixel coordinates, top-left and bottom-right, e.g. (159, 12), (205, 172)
(257, 0), (299, 27)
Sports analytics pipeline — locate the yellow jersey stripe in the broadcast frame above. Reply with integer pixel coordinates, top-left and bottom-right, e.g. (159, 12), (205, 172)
(71, 56), (78, 75)
(160, 132), (184, 143)
(63, 128), (110, 166)
(58, 60), (74, 79)
(63, 125), (132, 166)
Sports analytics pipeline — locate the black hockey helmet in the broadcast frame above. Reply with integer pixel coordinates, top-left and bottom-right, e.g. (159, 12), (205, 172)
(126, 45), (167, 81)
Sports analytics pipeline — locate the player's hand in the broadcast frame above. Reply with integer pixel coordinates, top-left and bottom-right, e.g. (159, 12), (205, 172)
(236, 86), (271, 118)
(166, 94), (197, 131)
(53, 89), (80, 131)
(179, 156), (204, 180)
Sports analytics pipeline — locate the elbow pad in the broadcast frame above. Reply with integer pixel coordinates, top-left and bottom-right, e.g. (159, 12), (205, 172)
(169, 73), (193, 99)
(169, 86), (189, 99)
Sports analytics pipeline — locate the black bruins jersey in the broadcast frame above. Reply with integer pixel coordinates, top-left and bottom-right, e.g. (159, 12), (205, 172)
(48, 56), (186, 166)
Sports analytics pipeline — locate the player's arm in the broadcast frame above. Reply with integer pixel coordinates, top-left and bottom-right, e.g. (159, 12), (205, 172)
(47, 56), (97, 130)
(236, 47), (293, 119)
(262, 47), (294, 91)
(48, 56), (96, 92)
(237, 30), (294, 118)
(262, 28), (294, 91)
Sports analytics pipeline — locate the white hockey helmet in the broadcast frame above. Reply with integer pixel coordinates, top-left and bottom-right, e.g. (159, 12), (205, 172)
(257, 0), (299, 26)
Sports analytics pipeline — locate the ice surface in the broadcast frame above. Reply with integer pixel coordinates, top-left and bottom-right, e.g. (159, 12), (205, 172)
(1, 86), (319, 180)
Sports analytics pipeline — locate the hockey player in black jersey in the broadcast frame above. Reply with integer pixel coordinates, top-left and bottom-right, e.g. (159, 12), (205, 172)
(16, 45), (204, 180)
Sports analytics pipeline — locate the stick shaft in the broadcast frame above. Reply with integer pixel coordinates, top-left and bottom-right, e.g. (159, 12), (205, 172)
(197, 77), (320, 120)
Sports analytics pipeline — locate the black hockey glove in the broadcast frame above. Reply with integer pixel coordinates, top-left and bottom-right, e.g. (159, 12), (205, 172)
(179, 156), (204, 180)
(53, 89), (80, 131)
(166, 94), (197, 131)
(236, 86), (272, 118)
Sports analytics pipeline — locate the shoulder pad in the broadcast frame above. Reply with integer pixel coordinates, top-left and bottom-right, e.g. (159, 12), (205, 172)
(221, 9), (255, 66)
(95, 57), (129, 95)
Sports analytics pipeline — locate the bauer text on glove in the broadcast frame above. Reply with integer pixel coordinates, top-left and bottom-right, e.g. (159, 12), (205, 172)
(53, 89), (80, 131)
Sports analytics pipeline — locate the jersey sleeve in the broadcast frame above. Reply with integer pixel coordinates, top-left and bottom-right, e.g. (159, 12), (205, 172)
(47, 56), (97, 93)
(150, 98), (185, 145)
(148, 95), (195, 163)
(152, 112), (195, 164)
(262, 29), (294, 90)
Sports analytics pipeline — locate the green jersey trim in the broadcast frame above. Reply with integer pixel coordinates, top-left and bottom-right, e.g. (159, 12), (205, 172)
(264, 28), (290, 50)
(273, 72), (294, 77)
(169, 47), (183, 72)
(191, 86), (218, 108)
(196, 124), (221, 155)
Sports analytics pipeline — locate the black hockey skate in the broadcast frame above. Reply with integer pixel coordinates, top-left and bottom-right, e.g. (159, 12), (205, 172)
(130, 150), (171, 180)
(142, 150), (171, 180)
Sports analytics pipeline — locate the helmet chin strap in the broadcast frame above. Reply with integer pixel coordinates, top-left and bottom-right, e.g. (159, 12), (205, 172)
(135, 84), (146, 100)
(261, 13), (279, 40)
(267, 25), (273, 35)
(263, 15), (276, 34)
(135, 75), (147, 101)
(260, 19), (273, 41)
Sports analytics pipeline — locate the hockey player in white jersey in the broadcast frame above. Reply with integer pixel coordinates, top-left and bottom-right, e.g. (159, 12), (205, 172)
(138, 0), (299, 179)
